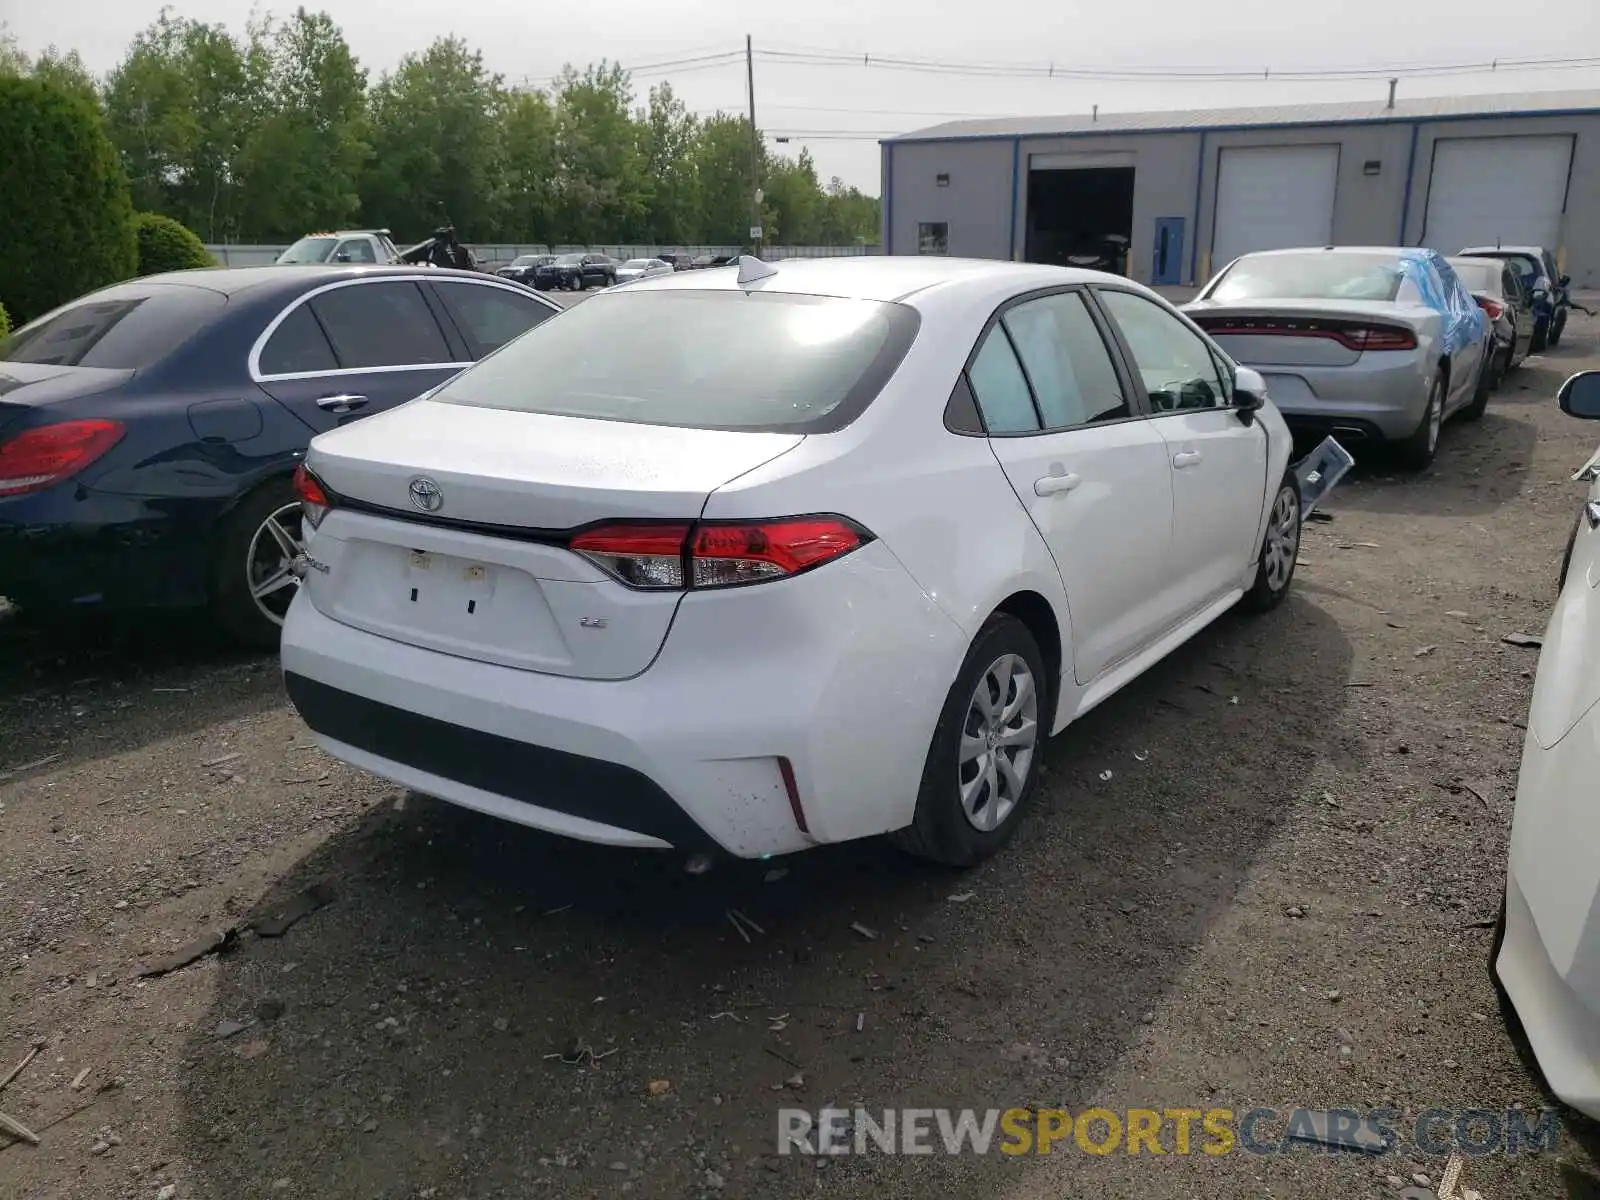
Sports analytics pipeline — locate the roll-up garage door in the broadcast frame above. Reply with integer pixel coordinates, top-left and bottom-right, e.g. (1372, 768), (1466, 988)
(1422, 135), (1573, 253)
(1212, 145), (1339, 269)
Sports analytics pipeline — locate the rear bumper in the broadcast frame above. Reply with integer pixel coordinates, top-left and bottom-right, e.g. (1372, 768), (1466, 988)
(0, 486), (216, 613)
(280, 540), (968, 857)
(1246, 353), (1433, 442)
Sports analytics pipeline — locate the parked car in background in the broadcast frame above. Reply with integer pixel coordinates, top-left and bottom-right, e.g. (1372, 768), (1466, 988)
(0, 266), (560, 647)
(281, 256), (1307, 867)
(1458, 245), (1571, 350)
(691, 254), (717, 270)
(657, 253), (695, 272)
(1184, 247), (1491, 470)
(1446, 255), (1536, 389)
(539, 253), (617, 291)
(497, 254), (557, 287)
(613, 258), (675, 285)
(1494, 368), (1600, 1122)
(276, 230), (402, 265)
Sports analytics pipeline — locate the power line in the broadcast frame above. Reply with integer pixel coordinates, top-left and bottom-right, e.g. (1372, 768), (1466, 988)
(753, 44), (1600, 83)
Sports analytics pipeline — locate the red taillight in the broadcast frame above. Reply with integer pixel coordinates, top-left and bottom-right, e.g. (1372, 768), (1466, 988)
(293, 462), (331, 527)
(1192, 316), (1416, 352)
(569, 517), (868, 590)
(569, 522), (692, 588)
(1475, 296), (1506, 321)
(0, 419), (125, 498)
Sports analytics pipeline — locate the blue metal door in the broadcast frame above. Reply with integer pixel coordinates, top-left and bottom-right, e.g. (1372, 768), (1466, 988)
(1151, 218), (1185, 285)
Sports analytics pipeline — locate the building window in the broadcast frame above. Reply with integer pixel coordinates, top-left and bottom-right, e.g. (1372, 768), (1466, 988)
(918, 222), (949, 255)
(935, 172), (950, 187)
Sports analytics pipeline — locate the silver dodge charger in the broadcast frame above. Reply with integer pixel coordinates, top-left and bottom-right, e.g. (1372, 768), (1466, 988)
(1184, 247), (1492, 470)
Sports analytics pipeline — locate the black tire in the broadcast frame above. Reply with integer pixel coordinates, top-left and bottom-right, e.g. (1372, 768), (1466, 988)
(1394, 369), (1446, 471)
(891, 615), (1048, 867)
(1241, 473), (1301, 612)
(1549, 309), (1566, 348)
(210, 478), (302, 651)
(1559, 510), (1582, 590)
(1461, 351), (1492, 421)
(1531, 316), (1549, 353)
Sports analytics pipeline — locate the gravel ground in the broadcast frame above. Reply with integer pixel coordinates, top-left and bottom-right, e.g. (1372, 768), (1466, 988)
(4, 312), (1600, 1200)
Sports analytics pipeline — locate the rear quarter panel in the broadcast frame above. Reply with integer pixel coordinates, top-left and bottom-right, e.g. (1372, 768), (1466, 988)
(701, 282), (1080, 730)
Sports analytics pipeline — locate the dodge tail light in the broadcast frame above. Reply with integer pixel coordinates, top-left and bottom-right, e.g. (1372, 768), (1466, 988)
(0, 419), (125, 498)
(1191, 316), (1417, 352)
(569, 517), (870, 591)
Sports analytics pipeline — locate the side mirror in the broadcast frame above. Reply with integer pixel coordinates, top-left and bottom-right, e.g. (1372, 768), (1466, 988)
(1558, 372), (1600, 420)
(1232, 365), (1267, 424)
(1560, 274), (1572, 289)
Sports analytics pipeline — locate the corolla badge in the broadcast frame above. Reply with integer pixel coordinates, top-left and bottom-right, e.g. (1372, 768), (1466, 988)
(408, 477), (443, 513)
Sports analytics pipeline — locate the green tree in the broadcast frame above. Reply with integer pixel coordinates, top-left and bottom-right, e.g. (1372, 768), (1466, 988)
(234, 9), (368, 239)
(361, 37), (504, 241)
(0, 74), (137, 323)
(764, 148), (824, 245)
(693, 113), (759, 245)
(552, 62), (650, 242)
(0, 301), (10, 339)
(102, 10), (256, 240)
(641, 82), (700, 244)
(818, 175), (880, 245)
(134, 211), (213, 274)
(497, 87), (558, 242)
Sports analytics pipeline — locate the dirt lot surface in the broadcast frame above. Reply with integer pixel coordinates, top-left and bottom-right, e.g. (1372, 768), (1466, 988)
(5, 316), (1600, 1200)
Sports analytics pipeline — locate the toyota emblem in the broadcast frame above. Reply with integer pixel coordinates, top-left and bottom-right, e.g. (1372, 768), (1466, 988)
(408, 477), (443, 513)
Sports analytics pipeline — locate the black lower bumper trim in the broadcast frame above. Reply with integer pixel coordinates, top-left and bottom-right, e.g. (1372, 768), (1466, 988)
(1283, 415), (1386, 443)
(283, 672), (716, 852)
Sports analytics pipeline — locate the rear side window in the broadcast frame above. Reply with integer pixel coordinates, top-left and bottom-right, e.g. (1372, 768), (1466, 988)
(428, 289), (920, 434)
(307, 282), (452, 369)
(259, 304), (338, 375)
(1, 285), (226, 369)
(432, 282), (554, 358)
(967, 329), (1038, 434)
(1001, 293), (1128, 428)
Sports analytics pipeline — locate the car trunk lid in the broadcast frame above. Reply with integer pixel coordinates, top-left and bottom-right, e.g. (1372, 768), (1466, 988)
(0, 363), (135, 437)
(1186, 299), (1425, 368)
(301, 398), (805, 678)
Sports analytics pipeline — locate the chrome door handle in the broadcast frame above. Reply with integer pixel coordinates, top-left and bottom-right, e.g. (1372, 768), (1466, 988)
(1172, 449), (1203, 469)
(1034, 472), (1082, 497)
(316, 393), (369, 414)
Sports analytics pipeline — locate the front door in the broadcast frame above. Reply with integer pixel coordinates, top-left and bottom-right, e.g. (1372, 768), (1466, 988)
(253, 278), (468, 435)
(965, 289), (1177, 683)
(1151, 218), (1185, 286)
(1095, 287), (1268, 616)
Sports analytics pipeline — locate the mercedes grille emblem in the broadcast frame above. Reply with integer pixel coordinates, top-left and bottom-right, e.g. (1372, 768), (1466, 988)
(408, 477), (443, 513)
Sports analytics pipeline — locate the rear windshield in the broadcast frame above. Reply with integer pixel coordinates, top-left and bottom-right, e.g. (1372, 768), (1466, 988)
(1, 285), (226, 369)
(1467, 252), (1541, 279)
(1207, 253), (1405, 303)
(1447, 260), (1500, 292)
(428, 289), (921, 433)
(556, 254), (585, 265)
(278, 236), (338, 264)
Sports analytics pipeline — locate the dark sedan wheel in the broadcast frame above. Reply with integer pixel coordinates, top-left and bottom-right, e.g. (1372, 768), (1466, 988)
(1549, 309), (1567, 348)
(1531, 316), (1549, 354)
(212, 479), (303, 649)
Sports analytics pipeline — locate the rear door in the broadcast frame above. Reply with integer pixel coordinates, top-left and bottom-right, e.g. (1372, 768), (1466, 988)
(1095, 287), (1266, 617)
(966, 288), (1177, 684)
(426, 278), (559, 359)
(254, 278), (468, 435)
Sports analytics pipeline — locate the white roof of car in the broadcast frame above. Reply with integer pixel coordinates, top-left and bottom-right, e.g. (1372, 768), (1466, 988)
(619, 255), (1115, 303)
(1460, 245), (1547, 256)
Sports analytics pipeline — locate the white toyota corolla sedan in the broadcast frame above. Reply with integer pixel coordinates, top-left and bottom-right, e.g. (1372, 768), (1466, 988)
(280, 256), (1300, 865)
(1495, 369), (1600, 1119)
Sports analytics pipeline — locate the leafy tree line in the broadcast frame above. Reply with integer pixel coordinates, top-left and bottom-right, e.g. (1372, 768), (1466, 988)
(1, 11), (880, 248)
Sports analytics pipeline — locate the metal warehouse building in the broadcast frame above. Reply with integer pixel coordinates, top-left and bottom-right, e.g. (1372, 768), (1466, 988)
(880, 89), (1600, 287)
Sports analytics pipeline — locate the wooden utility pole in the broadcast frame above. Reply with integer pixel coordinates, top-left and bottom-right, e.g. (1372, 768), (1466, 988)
(746, 34), (763, 257)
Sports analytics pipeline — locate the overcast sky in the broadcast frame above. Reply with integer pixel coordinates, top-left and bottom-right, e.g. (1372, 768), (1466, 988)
(7, 0), (1599, 192)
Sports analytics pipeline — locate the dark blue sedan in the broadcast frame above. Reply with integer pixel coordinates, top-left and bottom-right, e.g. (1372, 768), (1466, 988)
(0, 266), (561, 646)
(1457, 245), (1572, 350)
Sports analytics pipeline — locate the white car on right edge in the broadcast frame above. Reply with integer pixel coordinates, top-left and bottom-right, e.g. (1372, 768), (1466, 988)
(1496, 369), (1600, 1121)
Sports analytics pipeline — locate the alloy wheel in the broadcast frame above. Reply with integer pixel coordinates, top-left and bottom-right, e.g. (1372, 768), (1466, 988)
(246, 501), (304, 627)
(1426, 384), (1443, 455)
(957, 653), (1039, 832)
(1262, 485), (1300, 592)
